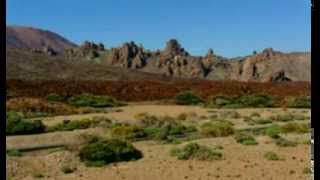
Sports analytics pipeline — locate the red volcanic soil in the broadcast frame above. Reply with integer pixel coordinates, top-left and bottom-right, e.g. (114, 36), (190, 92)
(7, 79), (310, 101)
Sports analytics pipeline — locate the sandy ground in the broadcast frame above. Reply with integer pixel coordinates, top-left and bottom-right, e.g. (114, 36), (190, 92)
(36, 105), (310, 127)
(7, 137), (311, 180)
(6, 105), (311, 180)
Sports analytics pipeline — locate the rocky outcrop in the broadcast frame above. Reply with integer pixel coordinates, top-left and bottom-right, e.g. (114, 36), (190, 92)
(6, 25), (310, 82)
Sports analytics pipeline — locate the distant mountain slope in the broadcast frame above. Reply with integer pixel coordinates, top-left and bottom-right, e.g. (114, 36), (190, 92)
(6, 26), (77, 52)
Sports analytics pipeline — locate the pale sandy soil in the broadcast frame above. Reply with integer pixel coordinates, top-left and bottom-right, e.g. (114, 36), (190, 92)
(7, 137), (311, 180)
(36, 105), (310, 128)
(6, 105), (311, 180)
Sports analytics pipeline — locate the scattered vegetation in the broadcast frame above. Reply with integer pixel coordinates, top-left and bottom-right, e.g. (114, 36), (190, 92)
(170, 143), (222, 160)
(111, 125), (147, 140)
(265, 124), (281, 139)
(48, 118), (112, 132)
(68, 93), (125, 108)
(287, 96), (311, 108)
(272, 114), (294, 122)
(6, 111), (45, 135)
(219, 111), (241, 119)
(275, 137), (297, 147)
(79, 139), (142, 167)
(207, 94), (274, 108)
(200, 120), (234, 137)
(264, 151), (281, 161)
(281, 123), (309, 134)
(175, 91), (204, 105)
(46, 93), (66, 102)
(234, 132), (258, 145)
(245, 116), (272, 125)
(6, 149), (23, 157)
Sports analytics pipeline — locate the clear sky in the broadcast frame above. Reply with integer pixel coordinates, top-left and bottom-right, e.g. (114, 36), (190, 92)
(6, 0), (311, 58)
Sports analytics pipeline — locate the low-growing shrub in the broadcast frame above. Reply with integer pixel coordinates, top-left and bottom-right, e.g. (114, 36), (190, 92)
(48, 119), (104, 132)
(170, 143), (222, 160)
(281, 123), (309, 134)
(144, 124), (197, 141)
(46, 93), (66, 102)
(79, 139), (143, 166)
(175, 91), (204, 105)
(134, 113), (161, 128)
(238, 94), (274, 107)
(265, 124), (281, 139)
(111, 125), (147, 140)
(200, 120), (234, 137)
(292, 114), (307, 121)
(219, 111), (241, 119)
(68, 94), (124, 108)
(275, 137), (297, 147)
(6, 112), (45, 135)
(208, 94), (274, 108)
(264, 151), (281, 161)
(287, 96), (311, 108)
(273, 114), (294, 122)
(234, 132), (258, 145)
(6, 149), (23, 157)
(250, 112), (261, 117)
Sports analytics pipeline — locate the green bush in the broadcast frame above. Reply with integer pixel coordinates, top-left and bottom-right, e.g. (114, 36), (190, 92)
(68, 94), (124, 108)
(79, 139), (142, 166)
(281, 123), (309, 134)
(275, 137), (297, 147)
(111, 125), (147, 140)
(170, 143), (222, 160)
(238, 94), (274, 107)
(234, 132), (258, 145)
(200, 120), (234, 137)
(208, 94), (274, 108)
(175, 91), (204, 105)
(48, 119), (102, 132)
(6, 112), (45, 135)
(6, 149), (23, 157)
(214, 95), (235, 106)
(287, 96), (311, 108)
(46, 93), (66, 102)
(134, 113), (162, 128)
(264, 151), (281, 161)
(144, 124), (197, 141)
(265, 124), (281, 139)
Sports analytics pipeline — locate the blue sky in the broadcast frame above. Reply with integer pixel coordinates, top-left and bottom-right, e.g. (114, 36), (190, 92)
(6, 0), (311, 58)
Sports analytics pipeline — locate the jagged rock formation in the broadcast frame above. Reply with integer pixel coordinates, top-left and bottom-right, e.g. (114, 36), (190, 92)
(107, 41), (148, 69)
(6, 26), (311, 82)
